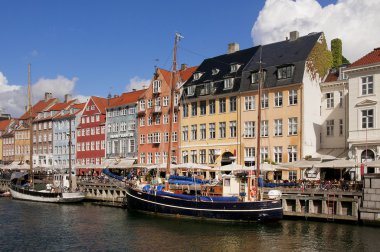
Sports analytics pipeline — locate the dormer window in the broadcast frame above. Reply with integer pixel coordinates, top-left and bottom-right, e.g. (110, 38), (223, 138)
(193, 72), (203, 81)
(212, 68), (220, 75)
(224, 78), (234, 90)
(251, 71), (266, 84)
(187, 86), (196, 96)
(277, 65), (294, 79)
(230, 64), (240, 73)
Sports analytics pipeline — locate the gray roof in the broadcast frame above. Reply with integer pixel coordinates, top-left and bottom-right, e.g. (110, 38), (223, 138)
(240, 32), (323, 92)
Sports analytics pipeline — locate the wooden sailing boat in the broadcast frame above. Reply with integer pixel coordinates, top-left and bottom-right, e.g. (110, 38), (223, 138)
(124, 35), (283, 221)
(9, 64), (85, 203)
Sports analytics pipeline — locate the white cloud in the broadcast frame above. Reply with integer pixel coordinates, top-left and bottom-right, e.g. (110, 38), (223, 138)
(73, 95), (90, 103)
(252, 0), (380, 62)
(126, 76), (150, 92)
(0, 72), (85, 117)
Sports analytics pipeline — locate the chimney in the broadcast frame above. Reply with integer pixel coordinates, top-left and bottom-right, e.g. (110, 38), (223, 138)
(64, 94), (72, 103)
(289, 31), (299, 41)
(181, 64), (188, 70)
(228, 43), (240, 54)
(132, 89), (136, 92)
(44, 92), (52, 101)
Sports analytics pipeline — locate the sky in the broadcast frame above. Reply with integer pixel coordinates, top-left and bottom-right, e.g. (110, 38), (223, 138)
(0, 0), (379, 117)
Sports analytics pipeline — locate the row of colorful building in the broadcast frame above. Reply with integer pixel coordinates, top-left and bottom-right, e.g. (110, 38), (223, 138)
(0, 31), (379, 181)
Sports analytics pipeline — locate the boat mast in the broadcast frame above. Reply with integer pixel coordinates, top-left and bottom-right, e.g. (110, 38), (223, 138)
(165, 32), (182, 191)
(28, 64), (34, 187)
(256, 47), (263, 201)
(68, 116), (73, 192)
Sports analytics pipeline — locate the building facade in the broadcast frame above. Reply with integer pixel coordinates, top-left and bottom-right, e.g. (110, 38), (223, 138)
(76, 96), (107, 169)
(137, 65), (196, 165)
(106, 90), (145, 160)
(0, 119), (13, 164)
(14, 121), (30, 163)
(345, 48), (380, 176)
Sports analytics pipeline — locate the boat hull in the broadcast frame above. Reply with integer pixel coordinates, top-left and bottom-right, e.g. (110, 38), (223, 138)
(10, 185), (85, 203)
(125, 187), (283, 222)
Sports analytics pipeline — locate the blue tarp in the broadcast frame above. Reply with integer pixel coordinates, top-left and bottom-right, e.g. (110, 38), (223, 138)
(169, 175), (209, 184)
(102, 169), (124, 181)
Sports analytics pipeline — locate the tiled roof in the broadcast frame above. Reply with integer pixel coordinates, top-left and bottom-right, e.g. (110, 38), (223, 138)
(179, 66), (198, 82)
(91, 96), (108, 114)
(19, 98), (58, 120)
(48, 100), (76, 111)
(52, 102), (86, 120)
(108, 89), (146, 108)
(324, 70), (339, 82)
(349, 48), (380, 68)
(0, 119), (12, 131)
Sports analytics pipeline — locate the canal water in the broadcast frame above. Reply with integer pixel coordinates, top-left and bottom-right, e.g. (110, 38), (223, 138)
(0, 197), (379, 252)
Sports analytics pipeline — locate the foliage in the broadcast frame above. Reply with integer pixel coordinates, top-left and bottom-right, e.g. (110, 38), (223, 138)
(304, 155), (312, 160)
(263, 159), (276, 165)
(342, 55), (350, 65)
(306, 34), (333, 80)
(331, 38), (342, 68)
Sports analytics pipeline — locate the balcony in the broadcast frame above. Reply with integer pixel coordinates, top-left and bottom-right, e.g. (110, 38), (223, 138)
(137, 107), (146, 116)
(153, 106), (162, 114)
(153, 87), (161, 94)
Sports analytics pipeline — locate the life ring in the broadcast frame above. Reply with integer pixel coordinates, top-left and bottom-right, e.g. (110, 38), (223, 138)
(250, 187), (257, 197)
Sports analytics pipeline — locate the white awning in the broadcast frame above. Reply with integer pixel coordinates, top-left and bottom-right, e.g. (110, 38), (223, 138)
(314, 159), (358, 169)
(363, 160), (380, 168)
(280, 160), (321, 169)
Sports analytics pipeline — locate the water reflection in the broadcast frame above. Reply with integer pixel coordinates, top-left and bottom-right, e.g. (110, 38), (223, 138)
(1, 198), (379, 252)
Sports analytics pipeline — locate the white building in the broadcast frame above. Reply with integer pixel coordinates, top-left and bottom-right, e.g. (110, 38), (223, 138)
(344, 47), (380, 177)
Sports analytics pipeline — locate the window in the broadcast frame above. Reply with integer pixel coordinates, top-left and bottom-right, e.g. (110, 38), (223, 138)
(191, 102), (197, 116)
(140, 153), (146, 164)
(219, 122), (226, 138)
(274, 119), (283, 136)
(153, 80), (161, 93)
(224, 78), (234, 89)
(182, 151), (188, 163)
(174, 93), (179, 106)
(261, 147), (268, 161)
(147, 153), (153, 164)
(147, 99), (152, 108)
(155, 115), (160, 125)
(209, 123), (215, 139)
(274, 146), (282, 163)
(362, 109), (374, 129)
(339, 91), (343, 108)
(261, 120), (268, 137)
(129, 107), (136, 115)
(193, 72), (202, 80)
(288, 117), (298, 135)
(288, 146), (297, 162)
(173, 113), (178, 123)
(191, 150), (197, 163)
(208, 149), (216, 164)
(164, 132), (169, 143)
(274, 92), (283, 107)
(155, 97), (161, 107)
(230, 96), (237, 112)
(140, 117), (145, 126)
(96, 141), (100, 150)
(199, 149), (206, 164)
(187, 86), (196, 96)
(182, 126), (188, 141)
(183, 104), (188, 117)
(200, 101), (206, 115)
(209, 100), (215, 114)
(230, 64), (240, 72)
(339, 119), (344, 136)
(277, 65), (294, 79)
(140, 134), (146, 144)
(289, 90), (298, 105)
(261, 93), (269, 109)
(139, 99), (146, 110)
(361, 76), (373, 95)
(245, 147), (255, 159)
(230, 121), (236, 138)
(212, 68), (219, 75)
(148, 116), (152, 126)
(245, 96), (255, 111)
(327, 120), (334, 136)
(163, 96), (169, 106)
(289, 170), (297, 181)
(191, 125), (197, 140)
(244, 121), (255, 138)
(172, 132), (177, 142)
(219, 98), (226, 113)
(155, 152), (161, 164)
(326, 92), (334, 109)
(200, 124), (206, 140)
(251, 71), (266, 84)
(163, 114), (169, 124)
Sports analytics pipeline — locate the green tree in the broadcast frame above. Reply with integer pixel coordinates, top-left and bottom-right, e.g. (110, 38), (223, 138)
(331, 38), (342, 68)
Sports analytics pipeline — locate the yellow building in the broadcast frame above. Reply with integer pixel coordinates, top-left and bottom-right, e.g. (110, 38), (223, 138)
(14, 122), (31, 163)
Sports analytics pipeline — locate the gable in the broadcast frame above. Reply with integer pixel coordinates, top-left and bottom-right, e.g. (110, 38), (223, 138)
(355, 99), (377, 107)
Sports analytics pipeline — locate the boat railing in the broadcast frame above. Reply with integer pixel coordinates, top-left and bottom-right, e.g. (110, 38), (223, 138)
(11, 184), (63, 198)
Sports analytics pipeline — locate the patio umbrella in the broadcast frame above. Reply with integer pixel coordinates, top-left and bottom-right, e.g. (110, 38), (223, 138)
(365, 160), (380, 167)
(314, 159), (358, 168)
(280, 160), (321, 169)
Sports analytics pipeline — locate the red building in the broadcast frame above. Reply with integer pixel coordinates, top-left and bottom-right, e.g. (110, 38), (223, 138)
(137, 65), (197, 165)
(76, 96), (108, 175)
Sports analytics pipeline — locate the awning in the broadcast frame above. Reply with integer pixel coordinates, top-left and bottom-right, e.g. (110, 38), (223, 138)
(314, 159), (358, 169)
(280, 160), (321, 169)
(313, 148), (348, 160)
(106, 158), (135, 169)
(363, 160), (380, 167)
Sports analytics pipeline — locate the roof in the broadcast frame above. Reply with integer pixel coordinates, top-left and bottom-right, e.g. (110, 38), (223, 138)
(0, 119), (12, 131)
(19, 98), (58, 120)
(349, 47), (380, 68)
(182, 46), (260, 98)
(48, 100), (76, 111)
(52, 102), (86, 120)
(324, 69), (339, 82)
(90, 96), (108, 114)
(240, 32), (323, 92)
(107, 89), (146, 108)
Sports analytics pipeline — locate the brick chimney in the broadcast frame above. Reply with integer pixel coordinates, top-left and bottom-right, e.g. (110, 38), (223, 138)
(228, 43), (240, 54)
(44, 92), (52, 101)
(64, 94), (72, 103)
(289, 31), (299, 41)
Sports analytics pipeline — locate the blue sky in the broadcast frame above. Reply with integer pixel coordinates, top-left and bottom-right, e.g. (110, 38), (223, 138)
(2, 0), (379, 117)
